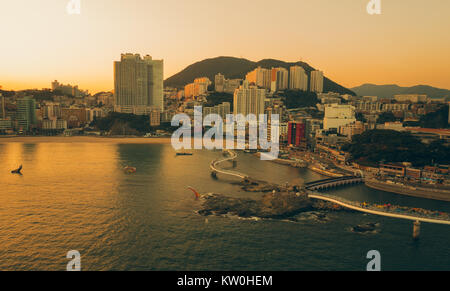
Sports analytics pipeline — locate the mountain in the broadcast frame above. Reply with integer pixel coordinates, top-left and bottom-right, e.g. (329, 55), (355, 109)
(164, 56), (356, 95)
(351, 84), (450, 99)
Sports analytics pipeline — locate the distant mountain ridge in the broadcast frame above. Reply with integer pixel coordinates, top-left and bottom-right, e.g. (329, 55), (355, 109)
(351, 84), (450, 99)
(164, 56), (356, 95)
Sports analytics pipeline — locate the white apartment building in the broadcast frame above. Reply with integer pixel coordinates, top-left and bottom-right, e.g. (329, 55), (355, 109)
(224, 79), (242, 94)
(233, 81), (266, 118)
(362, 96), (378, 102)
(323, 104), (356, 130)
(203, 102), (231, 120)
(394, 94), (428, 103)
(289, 66), (308, 91)
(215, 73), (225, 92)
(42, 118), (67, 130)
(245, 67), (271, 89)
(310, 70), (324, 93)
(318, 92), (342, 104)
(114, 53), (164, 113)
(1, 93), (5, 119)
(86, 108), (104, 122)
(270, 67), (289, 92)
(185, 77), (211, 98)
(214, 73), (242, 94)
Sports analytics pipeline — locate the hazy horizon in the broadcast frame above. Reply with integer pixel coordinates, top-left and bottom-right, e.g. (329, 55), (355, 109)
(1, 0), (449, 93)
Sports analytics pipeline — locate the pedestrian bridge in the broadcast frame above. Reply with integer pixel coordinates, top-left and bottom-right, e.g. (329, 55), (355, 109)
(308, 193), (450, 225)
(210, 150), (248, 180)
(305, 176), (364, 191)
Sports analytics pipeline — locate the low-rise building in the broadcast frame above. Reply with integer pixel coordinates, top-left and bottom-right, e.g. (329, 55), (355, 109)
(287, 121), (305, 147)
(149, 109), (161, 127)
(323, 104), (356, 130)
(203, 102), (231, 121)
(394, 94), (428, 103)
(339, 121), (365, 139)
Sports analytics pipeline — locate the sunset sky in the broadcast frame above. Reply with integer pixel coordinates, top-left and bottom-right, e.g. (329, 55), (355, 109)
(1, 0), (449, 93)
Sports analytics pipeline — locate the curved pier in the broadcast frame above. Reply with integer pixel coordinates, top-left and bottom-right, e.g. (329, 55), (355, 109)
(210, 150), (248, 180)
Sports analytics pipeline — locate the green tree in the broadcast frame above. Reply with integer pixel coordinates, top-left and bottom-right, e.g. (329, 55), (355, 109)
(419, 105), (449, 129)
(376, 112), (397, 124)
(91, 112), (151, 135)
(205, 92), (233, 107)
(342, 129), (448, 167)
(356, 112), (367, 123)
(281, 90), (318, 109)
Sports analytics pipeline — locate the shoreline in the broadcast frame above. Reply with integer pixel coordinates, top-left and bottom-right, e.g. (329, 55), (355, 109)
(0, 136), (173, 144)
(253, 152), (308, 168)
(308, 165), (345, 178)
(365, 179), (450, 202)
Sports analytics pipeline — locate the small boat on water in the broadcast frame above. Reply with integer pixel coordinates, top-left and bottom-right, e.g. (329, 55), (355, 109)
(176, 151), (193, 156)
(123, 166), (137, 174)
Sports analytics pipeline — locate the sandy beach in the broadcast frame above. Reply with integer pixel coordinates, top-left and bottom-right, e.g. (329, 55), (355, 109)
(0, 136), (173, 144)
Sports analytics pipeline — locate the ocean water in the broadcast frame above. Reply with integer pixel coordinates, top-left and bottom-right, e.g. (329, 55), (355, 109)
(0, 142), (449, 271)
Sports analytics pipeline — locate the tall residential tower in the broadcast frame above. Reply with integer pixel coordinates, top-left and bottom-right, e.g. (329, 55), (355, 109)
(114, 53), (164, 114)
(233, 80), (266, 117)
(310, 70), (324, 93)
(289, 66), (308, 91)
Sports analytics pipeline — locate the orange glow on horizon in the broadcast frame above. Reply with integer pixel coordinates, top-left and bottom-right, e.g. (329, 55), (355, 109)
(0, 0), (449, 93)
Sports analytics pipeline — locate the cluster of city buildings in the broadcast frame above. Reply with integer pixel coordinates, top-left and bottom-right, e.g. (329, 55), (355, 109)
(1, 54), (448, 167)
(304, 94), (449, 150)
(0, 90), (113, 135)
(214, 74), (242, 94)
(51, 80), (89, 98)
(245, 66), (323, 93)
(166, 65), (323, 103)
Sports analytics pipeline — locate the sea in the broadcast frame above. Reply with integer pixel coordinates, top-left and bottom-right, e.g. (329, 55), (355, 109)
(0, 141), (449, 270)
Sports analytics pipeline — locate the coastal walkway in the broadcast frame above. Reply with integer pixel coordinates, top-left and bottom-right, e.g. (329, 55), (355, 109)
(210, 150), (248, 180)
(308, 192), (450, 239)
(308, 193), (450, 225)
(208, 151), (450, 238)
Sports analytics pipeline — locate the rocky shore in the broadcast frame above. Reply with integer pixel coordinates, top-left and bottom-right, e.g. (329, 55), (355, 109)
(197, 179), (348, 219)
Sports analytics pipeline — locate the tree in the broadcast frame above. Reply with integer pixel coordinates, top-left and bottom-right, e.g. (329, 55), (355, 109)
(205, 92), (233, 107)
(419, 105), (449, 129)
(91, 112), (151, 135)
(356, 112), (367, 123)
(342, 129), (448, 167)
(376, 112), (397, 124)
(281, 90), (318, 109)
(427, 139), (450, 165)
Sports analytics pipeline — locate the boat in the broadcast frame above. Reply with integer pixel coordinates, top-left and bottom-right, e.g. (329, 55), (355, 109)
(123, 166), (137, 174)
(176, 151), (193, 156)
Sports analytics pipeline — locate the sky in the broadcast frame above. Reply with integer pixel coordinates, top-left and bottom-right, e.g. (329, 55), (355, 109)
(0, 0), (449, 93)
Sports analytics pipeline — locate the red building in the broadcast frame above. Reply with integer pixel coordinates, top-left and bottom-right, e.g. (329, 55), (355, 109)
(288, 121), (305, 147)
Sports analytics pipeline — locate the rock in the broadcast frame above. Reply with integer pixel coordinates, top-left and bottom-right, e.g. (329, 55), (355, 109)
(198, 209), (212, 216)
(352, 222), (378, 233)
(200, 191), (315, 219)
(196, 175), (348, 221)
